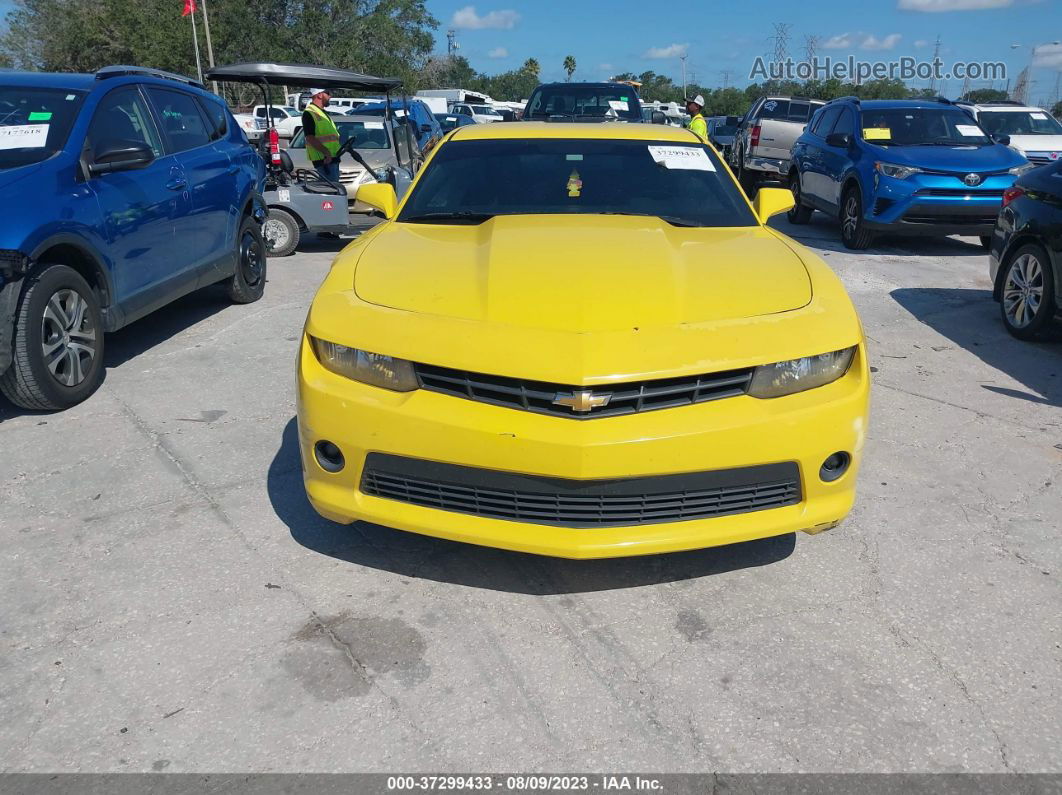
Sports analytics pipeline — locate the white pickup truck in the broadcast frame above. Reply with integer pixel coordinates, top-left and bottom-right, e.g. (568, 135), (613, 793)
(251, 105), (303, 138)
(729, 96), (825, 192)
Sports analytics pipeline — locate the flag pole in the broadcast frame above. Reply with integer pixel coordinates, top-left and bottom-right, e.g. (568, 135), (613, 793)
(200, 0), (218, 94)
(189, 3), (204, 85)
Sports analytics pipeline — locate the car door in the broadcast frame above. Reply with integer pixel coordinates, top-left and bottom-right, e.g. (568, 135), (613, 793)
(800, 106), (840, 205)
(819, 106), (857, 210)
(145, 86), (233, 278)
(83, 85), (191, 320)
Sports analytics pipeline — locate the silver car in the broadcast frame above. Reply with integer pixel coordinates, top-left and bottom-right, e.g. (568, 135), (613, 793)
(286, 114), (418, 213)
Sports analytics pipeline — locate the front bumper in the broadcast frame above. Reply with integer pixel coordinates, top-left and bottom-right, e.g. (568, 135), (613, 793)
(863, 171), (1014, 236)
(296, 339), (871, 559)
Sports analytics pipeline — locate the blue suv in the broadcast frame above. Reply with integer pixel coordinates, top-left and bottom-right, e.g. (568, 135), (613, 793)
(350, 99), (442, 154)
(0, 66), (267, 410)
(788, 97), (1033, 249)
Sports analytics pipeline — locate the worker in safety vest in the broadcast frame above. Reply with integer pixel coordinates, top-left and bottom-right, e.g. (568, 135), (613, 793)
(302, 88), (342, 182)
(686, 95), (708, 143)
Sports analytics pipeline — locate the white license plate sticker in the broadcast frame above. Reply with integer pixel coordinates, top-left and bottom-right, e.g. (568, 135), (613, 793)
(0, 124), (49, 149)
(647, 145), (715, 171)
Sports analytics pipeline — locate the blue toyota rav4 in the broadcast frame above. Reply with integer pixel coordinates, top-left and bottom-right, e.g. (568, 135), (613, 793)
(788, 97), (1033, 249)
(0, 66), (266, 410)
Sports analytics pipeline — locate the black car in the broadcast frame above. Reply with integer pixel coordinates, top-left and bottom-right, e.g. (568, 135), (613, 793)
(988, 158), (1062, 339)
(523, 82), (643, 122)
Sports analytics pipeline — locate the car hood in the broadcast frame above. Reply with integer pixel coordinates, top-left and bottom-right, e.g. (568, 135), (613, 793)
(1007, 134), (1062, 155)
(0, 162), (42, 192)
(350, 150), (397, 169)
(352, 215), (812, 332)
(865, 142), (1026, 172)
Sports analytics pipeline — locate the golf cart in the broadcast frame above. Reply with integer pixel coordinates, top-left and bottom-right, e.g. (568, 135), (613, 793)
(206, 62), (421, 256)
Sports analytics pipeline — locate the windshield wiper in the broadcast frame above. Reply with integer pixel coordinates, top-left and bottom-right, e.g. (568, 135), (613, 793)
(400, 211), (494, 225)
(598, 211), (703, 227)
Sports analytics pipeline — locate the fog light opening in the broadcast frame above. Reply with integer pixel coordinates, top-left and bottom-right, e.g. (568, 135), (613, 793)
(819, 452), (851, 483)
(314, 440), (345, 473)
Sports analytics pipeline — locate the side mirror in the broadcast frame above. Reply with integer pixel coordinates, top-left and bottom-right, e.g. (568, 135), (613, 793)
(651, 110), (667, 125)
(825, 132), (852, 148)
(88, 141), (155, 175)
(992, 133), (1011, 146)
(752, 187), (795, 224)
(356, 182), (398, 220)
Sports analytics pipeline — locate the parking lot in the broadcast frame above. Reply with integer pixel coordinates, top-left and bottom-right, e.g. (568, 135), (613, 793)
(2, 215), (1059, 773)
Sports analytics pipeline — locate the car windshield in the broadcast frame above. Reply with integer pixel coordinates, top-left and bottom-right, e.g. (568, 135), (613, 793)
(0, 86), (86, 170)
(525, 86), (641, 121)
(976, 110), (1062, 136)
(290, 120), (391, 150)
(397, 138), (757, 227)
(860, 108), (992, 145)
(283, 107), (299, 117)
(713, 124), (737, 136)
(471, 105), (500, 115)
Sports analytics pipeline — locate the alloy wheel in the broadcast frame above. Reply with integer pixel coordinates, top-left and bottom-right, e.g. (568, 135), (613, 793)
(842, 195), (859, 239)
(41, 288), (96, 387)
(1002, 253), (1044, 329)
(262, 218), (290, 252)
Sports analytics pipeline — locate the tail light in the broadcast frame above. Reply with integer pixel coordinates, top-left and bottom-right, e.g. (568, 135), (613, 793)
(269, 127), (281, 166)
(750, 124), (761, 148)
(1001, 186), (1024, 208)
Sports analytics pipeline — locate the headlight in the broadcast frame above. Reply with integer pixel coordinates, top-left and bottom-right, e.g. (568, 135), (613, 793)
(373, 168), (390, 181)
(748, 347), (856, 399)
(875, 162), (922, 179)
(1009, 162), (1035, 176)
(310, 338), (418, 392)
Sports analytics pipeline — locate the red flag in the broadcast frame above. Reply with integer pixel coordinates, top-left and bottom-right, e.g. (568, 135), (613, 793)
(181, 0), (197, 16)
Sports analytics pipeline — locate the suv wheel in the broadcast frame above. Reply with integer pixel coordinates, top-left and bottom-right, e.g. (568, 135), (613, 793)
(1000, 243), (1056, 340)
(263, 209), (300, 257)
(787, 171), (813, 224)
(840, 186), (873, 250)
(0, 264), (104, 411)
(227, 216), (267, 303)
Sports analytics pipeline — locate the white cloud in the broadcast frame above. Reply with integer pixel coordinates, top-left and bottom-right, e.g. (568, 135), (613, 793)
(642, 43), (689, 59)
(861, 33), (902, 50)
(451, 5), (520, 30)
(1033, 42), (1062, 68)
(914, 39), (929, 47)
(823, 32), (902, 50)
(487, 46), (508, 58)
(898, 0), (1013, 11)
(822, 33), (856, 49)
(598, 63), (613, 72)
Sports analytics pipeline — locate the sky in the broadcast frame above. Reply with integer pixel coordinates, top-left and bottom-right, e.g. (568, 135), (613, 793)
(1, 0), (1059, 104)
(427, 0), (1062, 104)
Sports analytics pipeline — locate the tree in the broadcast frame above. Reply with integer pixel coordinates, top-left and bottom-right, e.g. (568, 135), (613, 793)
(563, 55), (576, 82)
(1053, 100), (1062, 119)
(522, 58), (540, 80)
(961, 88), (1008, 103)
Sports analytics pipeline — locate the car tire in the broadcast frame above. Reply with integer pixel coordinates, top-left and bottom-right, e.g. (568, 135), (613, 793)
(787, 171), (813, 224)
(840, 186), (873, 250)
(263, 208), (300, 257)
(999, 242), (1057, 340)
(226, 216), (267, 304)
(0, 264), (105, 411)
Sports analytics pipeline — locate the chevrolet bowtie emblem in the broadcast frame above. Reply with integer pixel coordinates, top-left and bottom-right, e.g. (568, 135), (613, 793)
(553, 389), (612, 412)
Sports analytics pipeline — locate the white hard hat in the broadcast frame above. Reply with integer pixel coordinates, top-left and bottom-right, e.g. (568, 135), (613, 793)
(309, 87), (330, 96)
(687, 94), (705, 107)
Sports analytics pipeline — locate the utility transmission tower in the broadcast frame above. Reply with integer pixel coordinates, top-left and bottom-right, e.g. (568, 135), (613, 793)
(1012, 66), (1030, 103)
(720, 69), (732, 90)
(928, 35), (941, 93)
(680, 54), (688, 99)
(770, 23), (791, 65)
(446, 29), (460, 57)
(802, 35), (819, 83)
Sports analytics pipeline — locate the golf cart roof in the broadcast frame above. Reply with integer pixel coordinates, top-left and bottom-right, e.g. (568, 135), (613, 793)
(205, 62), (402, 93)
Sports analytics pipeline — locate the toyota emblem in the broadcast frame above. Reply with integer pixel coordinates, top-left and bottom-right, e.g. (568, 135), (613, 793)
(963, 173), (982, 186)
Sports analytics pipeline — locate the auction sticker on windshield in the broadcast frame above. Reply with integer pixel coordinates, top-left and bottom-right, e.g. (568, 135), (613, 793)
(0, 124), (49, 149)
(364, 121), (384, 129)
(956, 124), (983, 137)
(863, 128), (890, 140)
(608, 100), (629, 111)
(647, 145), (715, 171)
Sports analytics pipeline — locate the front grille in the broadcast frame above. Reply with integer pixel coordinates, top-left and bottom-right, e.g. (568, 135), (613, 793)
(360, 453), (802, 527)
(1026, 152), (1058, 165)
(415, 363), (754, 419)
(915, 188), (1005, 197)
(902, 212), (998, 225)
(338, 170), (363, 185)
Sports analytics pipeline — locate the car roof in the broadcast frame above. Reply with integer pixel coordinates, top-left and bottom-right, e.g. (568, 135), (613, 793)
(448, 121), (700, 143)
(958, 102), (1042, 112)
(0, 71), (103, 91)
(856, 99), (965, 109)
(342, 114), (394, 124)
(534, 82), (634, 89)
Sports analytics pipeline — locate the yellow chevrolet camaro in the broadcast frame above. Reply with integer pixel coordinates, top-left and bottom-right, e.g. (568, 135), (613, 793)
(296, 122), (870, 559)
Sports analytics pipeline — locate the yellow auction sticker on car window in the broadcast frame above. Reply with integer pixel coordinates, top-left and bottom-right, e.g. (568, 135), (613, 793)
(862, 128), (891, 140)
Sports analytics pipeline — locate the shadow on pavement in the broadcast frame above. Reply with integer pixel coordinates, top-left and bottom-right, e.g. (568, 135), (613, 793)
(267, 417), (796, 594)
(891, 286), (1062, 408)
(769, 214), (984, 257)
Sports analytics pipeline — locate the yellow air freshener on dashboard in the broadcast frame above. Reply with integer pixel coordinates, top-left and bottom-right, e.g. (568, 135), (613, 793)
(863, 128), (891, 141)
(567, 169), (582, 198)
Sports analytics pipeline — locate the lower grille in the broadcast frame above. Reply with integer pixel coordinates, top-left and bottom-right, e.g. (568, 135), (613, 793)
(902, 212), (998, 225)
(415, 363), (754, 419)
(360, 453), (802, 528)
(915, 188), (1005, 197)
